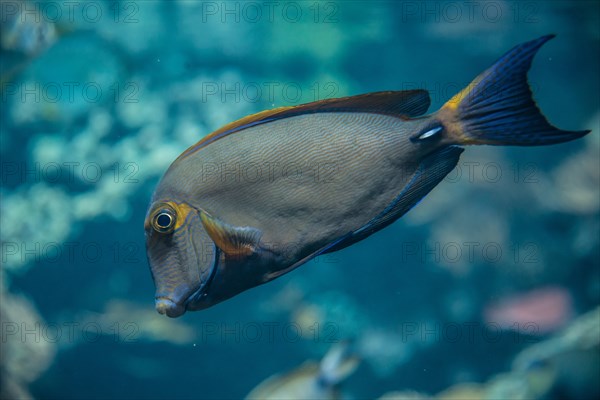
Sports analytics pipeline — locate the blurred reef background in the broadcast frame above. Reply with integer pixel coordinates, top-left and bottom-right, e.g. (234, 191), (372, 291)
(0, 1), (599, 399)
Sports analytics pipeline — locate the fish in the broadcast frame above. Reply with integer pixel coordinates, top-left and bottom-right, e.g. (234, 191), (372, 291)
(510, 307), (600, 400)
(0, 0), (57, 56)
(245, 342), (359, 400)
(0, 0), (59, 83)
(483, 286), (574, 335)
(145, 35), (590, 317)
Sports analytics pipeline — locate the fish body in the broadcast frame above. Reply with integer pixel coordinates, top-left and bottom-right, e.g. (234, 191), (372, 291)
(246, 362), (334, 400)
(145, 35), (590, 317)
(0, 1), (57, 55)
(0, 0), (59, 83)
(245, 343), (359, 400)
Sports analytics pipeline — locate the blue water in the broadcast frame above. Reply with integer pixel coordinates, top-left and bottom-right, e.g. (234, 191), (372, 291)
(1, 1), (598, 399)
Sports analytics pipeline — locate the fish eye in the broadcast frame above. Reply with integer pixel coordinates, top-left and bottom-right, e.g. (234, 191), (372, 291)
(153, 209), (176, 233)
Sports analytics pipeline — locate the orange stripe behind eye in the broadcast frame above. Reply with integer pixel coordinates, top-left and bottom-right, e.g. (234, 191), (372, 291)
(172, 202), (197, 230)
(147, 201), (197, 232)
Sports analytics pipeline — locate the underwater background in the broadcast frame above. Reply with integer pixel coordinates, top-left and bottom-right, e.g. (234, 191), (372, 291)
(1, 1), (599, 399)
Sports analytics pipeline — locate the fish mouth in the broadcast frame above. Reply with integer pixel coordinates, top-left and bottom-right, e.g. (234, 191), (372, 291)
(155, 297), (186, 318)
(155, 247), (220, 318)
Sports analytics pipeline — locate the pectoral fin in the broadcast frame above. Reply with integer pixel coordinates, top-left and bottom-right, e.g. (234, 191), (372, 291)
(263, 232), (353, 282)
(200, 211), (262, 258)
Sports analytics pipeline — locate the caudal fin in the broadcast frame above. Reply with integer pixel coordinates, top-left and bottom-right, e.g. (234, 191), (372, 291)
(437, 35), (590, 146)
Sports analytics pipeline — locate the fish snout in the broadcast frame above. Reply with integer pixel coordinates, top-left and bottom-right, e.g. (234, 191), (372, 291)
(155, 297), (186, 318)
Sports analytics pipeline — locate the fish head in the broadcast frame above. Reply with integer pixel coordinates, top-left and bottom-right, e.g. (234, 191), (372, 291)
(145, 200), (218, 318)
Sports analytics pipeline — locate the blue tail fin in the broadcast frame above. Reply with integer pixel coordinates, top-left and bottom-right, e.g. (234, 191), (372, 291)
(438, 35), (590, 146)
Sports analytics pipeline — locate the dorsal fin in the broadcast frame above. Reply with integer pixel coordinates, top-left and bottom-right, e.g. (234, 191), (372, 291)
(178, 90), (430, 160)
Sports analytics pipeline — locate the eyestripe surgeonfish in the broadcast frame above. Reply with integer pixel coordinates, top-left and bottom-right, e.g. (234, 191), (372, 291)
(145, 35), (590, 317)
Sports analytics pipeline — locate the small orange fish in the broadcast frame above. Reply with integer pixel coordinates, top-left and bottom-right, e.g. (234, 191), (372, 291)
(145, 35), (590, 317)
